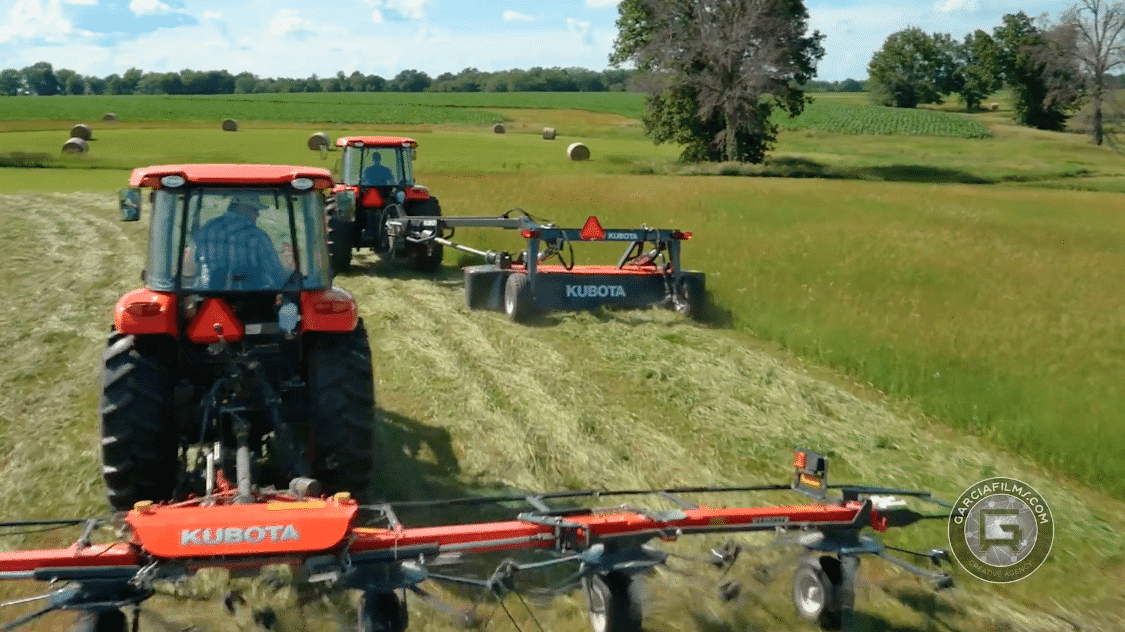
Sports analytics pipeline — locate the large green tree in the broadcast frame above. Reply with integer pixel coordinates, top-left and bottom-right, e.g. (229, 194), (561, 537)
(0, 68), (23, 96)
(20, 62), (58, 96)
(612, 0), (824, 163)
(994, 12), (1081, 130)
(867, 28), (959, 108)
(957, 30), (1003, 111)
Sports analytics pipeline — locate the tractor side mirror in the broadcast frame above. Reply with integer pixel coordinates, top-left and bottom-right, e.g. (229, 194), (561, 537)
(335, 189), (357, 223)
(119, 187), (141, 221)
(411, 147), (417, 161)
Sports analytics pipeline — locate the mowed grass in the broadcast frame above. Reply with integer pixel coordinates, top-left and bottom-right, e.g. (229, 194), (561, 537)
(2, 92), (1124, 498)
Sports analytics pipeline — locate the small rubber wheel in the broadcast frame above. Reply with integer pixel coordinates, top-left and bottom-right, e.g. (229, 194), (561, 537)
(504, 273), (534, 323)
(584, 572), (642, 632)
(405, 197), (444, 273)
(673, 275), (705, 320)
(358, 591), (406, 632)
(792, 555), (852, 630)
(70, 610), (127, 632)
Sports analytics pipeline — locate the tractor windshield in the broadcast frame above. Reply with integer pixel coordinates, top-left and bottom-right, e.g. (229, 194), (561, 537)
(341, 145), (412, 187)
(145, 187), (331, 292)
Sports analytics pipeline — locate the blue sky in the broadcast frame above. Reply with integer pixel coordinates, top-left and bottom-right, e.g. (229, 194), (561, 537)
(0, 0), (1076, 83)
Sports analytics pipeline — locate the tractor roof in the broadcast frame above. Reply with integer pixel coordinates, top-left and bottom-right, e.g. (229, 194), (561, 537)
(336, 136), (417, 148)
(129, 164), (335, 188)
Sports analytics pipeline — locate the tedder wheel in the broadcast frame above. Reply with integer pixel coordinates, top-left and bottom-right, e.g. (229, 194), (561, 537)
(327, 196), (353, 274)
(673, 275), (705, 320)
(792, 555), (854, 630)
(69, 609), (127, 632)
(504, 273), (534, 323)
(99, 332), (179, 512)
(357, 591), (407, 632)
(584, 572), (642, 632)
(307, 319), (382, 503)
(405, 197), (444, 273)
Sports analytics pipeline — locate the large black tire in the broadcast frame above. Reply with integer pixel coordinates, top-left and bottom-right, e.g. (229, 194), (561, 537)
(99, 332), (179, 512)
(307, 319), (381, 503)
(584, 572), (642, 632)
(405, 197), (444, 273)
(357, 592), (407, 632)
(327, 197), (353, 274)
(504, 273), (534, 323)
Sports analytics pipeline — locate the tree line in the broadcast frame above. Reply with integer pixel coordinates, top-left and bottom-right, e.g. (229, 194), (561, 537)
(0, 64), (639, 97)
(868, 2), (1125, 145)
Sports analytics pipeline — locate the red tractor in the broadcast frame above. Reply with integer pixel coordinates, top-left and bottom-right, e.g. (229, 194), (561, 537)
(327, 136), (443, 273)
(103, 164), (380, 511)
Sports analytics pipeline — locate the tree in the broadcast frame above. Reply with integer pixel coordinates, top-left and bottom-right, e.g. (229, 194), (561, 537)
(21, 62), (58, 96)
(390, 69), (431, 92)
(867, 28), (959, 108)
(86, 76), (107, 95)
(0, 68), (23, 96)
(234, 72), (259, 94)
(1062, 0), (1125, 145)
(994, 12), (1080, 130)
(957, 30), (1003, 111)
(120, 67), (143, 94)
(54, 68), (78, 94)
(612, 0), (825, 163)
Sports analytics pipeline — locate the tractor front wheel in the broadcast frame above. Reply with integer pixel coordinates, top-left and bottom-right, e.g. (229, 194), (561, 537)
(673, 275), (705, 320)
(99, 332), (179, 512)
(307, 319), (382, 503)
(792, 555), (854, 630)
(405, 197), (444, 273)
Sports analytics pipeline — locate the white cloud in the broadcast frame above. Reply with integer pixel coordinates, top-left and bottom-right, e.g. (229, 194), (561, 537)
(584, 0), (619, 8)
(367, 0), (429, 20)
(371, 9), (383, 23)
(566, 17), (592, 45)
(129, 0), (172, 16)
(503, 10), (534, 22)
(202, 10), (222, 19)
(267, 9), (316, 37)
(0, 0), (73, 43)
(937, 0), (979, 13)
(64, 0), (96, 5)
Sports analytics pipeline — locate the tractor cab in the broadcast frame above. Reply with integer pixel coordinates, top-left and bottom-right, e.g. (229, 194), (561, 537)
(327, 137), (443, 274)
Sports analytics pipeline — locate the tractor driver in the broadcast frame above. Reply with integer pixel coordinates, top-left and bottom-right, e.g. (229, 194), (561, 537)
(362, 152), (395, 186)
(191, 194), (293, 290)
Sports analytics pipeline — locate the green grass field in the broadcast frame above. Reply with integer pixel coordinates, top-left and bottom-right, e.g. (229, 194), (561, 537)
(1, 91), (1124, 630)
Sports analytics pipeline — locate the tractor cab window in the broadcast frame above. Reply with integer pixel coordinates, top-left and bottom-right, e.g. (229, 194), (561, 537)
(342, 146), (409, 187)
(145, 187), (330, 292)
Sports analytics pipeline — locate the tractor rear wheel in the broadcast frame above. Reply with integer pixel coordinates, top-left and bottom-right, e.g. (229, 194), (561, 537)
(504, 273), (534, 323)
(405, 197), (443, 273)
(99, 332), (179, 512)
(584, 572), (642, 632)
(307, 319), (381, 503)
(327, 197), (353, 274)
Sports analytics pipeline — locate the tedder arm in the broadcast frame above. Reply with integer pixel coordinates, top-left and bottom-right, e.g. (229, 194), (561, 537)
(0, 450), (953, 632)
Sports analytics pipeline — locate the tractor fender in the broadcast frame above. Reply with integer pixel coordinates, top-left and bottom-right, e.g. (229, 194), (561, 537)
(301, 287), (359, 332)
(114, 288), (178, 337)
(404, 186), (430, 202)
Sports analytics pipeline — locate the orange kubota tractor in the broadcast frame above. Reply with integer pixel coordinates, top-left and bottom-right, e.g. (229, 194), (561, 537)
(326, 136), (443, 274)
(103, 164), (381, 511)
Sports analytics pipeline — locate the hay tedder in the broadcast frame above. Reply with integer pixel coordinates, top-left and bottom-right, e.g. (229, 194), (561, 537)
(0, 450), (954, 632)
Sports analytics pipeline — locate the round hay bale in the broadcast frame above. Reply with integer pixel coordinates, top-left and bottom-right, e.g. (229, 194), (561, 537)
(493, 123), (506, 134)
(542, 127), (556, 140)
(102, 112), (118, 122)
(307, 132), (331, 151)
(566, 142), (590, 161)
(221, 118), (239, 132)
(69, 124), (92, 140)
(62, 137), (88, 154)
(990, 102), (1000, 111)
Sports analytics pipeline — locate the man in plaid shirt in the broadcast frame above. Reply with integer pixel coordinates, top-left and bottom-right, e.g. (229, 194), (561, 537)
(193, 194), (291, 290)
